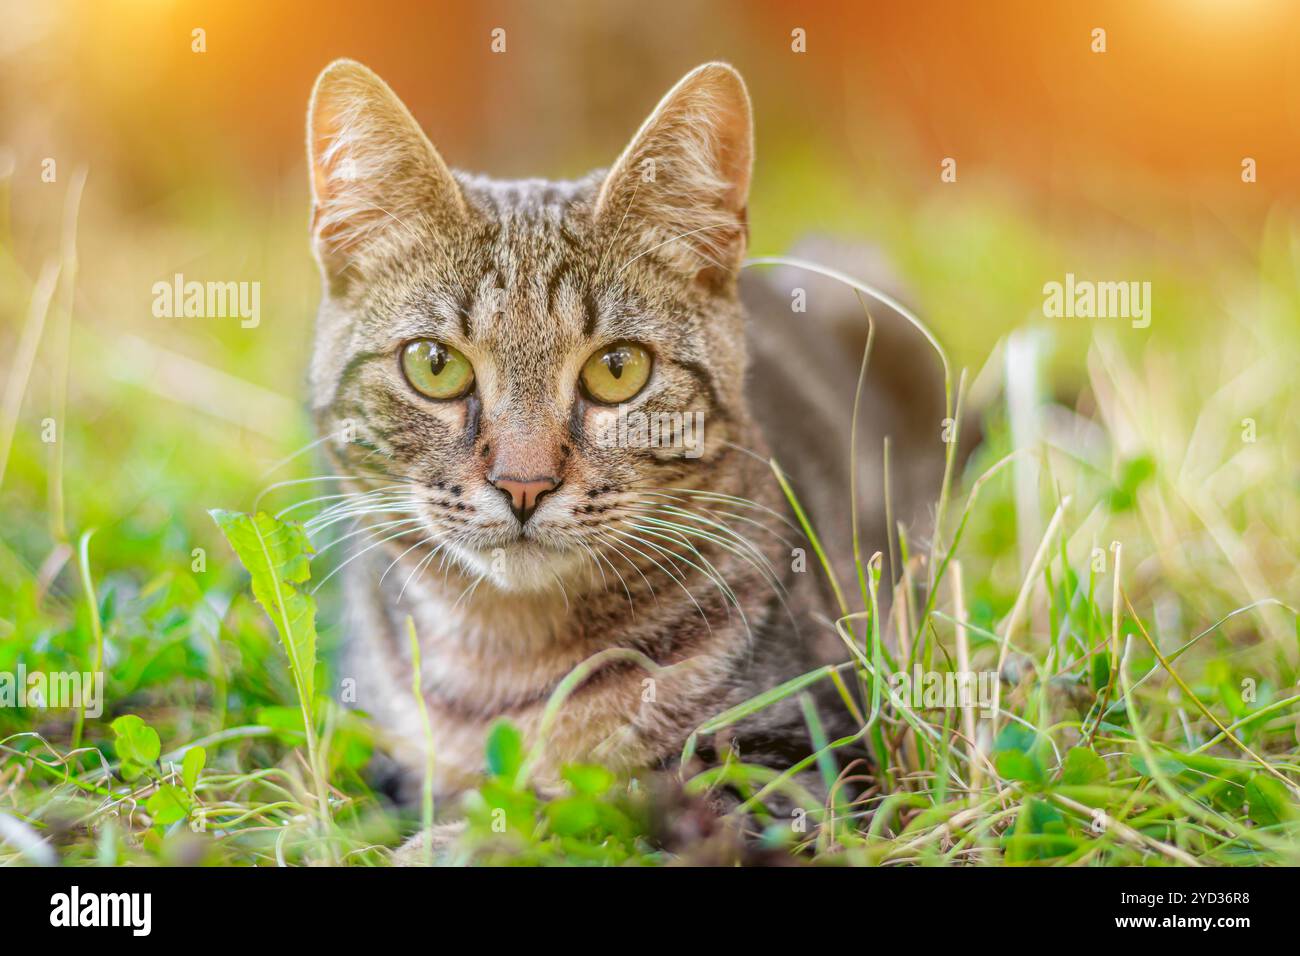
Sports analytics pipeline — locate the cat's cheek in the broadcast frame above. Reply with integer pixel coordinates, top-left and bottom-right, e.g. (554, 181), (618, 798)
(585, 405), (623, 451)
(401, 394), (473, 440)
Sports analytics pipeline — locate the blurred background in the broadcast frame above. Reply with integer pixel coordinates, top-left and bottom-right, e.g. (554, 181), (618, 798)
(5, 1), (1300, 350)
(1, 0), (1297, 678)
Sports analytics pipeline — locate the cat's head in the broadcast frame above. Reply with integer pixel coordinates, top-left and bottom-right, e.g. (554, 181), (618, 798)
(306, 60), (755, 592)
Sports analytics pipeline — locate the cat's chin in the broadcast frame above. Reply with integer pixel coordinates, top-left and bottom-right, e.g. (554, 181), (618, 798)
(453, 539), (591, 594)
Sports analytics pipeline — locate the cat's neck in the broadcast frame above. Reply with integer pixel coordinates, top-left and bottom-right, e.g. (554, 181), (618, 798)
(399, 563), (581, 655)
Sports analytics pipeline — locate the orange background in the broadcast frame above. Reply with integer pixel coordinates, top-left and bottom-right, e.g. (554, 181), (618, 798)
(4, 0), (1298, 207)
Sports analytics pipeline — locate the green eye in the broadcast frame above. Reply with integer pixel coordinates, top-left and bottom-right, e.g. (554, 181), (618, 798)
(580, 342), (652, 404)
(401, 340), (475, 400)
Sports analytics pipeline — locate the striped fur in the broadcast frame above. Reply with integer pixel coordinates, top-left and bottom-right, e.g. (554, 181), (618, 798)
(305, 61), (944, 808)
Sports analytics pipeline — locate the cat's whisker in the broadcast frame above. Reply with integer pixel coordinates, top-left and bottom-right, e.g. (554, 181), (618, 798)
(387, 535), (449, 600)
(311, 521), (427, 594)
(398, 538), (450, 604)
(450, 573), (487, 613)
(305, 498), (421, 531)
(305, 503), (420, 534)
(276, 489), (380, 521)
(624, 520), (749, 635)
(626, 520), (739, 600)
(639, 492), (797, 538)
(633, 508), (790, 607)
(380, 530), (441, 585)
(252, 473), (413, 514)
(609, 522), (691, 584)
(581, 543), (608, 593)
(705, 507), (796, 549)
(594, 532), (660, 610)
(305, 496), (423, 533)
(323, 443), (418, 487)
(574, 539), (609, 592)
(641, 487), (801, 534)
(312, 517), (426, 561)
(593, 177), (642, 279)
(629, 506), (800, 632)
(305, 486), (416, 513)
(395, 541), (436, 600)
(628, 503), (785, 578)
(259, 431), (341, 479)
(639, 533), (778, 616)
(718, 439), (815, 477)
(282, 485), (414, 522)
(548, 565), (571, 612)
(645, 496), (798, 548)
(579, 537), (634, 617)
(608, 526), (715, 634)
(306, 510), (423, 543)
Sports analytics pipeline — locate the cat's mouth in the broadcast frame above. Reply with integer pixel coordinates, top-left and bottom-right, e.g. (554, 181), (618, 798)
(454, 535), (591, 593)
(383, 485), (601, 592)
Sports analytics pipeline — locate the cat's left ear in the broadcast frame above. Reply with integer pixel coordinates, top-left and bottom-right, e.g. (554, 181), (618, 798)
(595, 63), (753, 286)
(307, 59), (466, 289)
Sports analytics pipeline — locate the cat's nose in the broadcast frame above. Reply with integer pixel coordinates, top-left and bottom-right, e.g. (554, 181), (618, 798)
(489, 474), (560, 524)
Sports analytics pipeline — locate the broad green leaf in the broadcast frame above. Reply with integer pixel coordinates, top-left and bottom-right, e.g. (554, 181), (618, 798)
(562, 764), (615, 796)
(181, 746), (206, 793)
(545, 796), (600, 837)
(112, 714), (161, 767)
(1246, 774), (1296, 826)
(1129, 753), (1186, 778)
(1061, 747), (1109, 786)
(485, 719), (523, 779)
(995, 749), (1043, 785)
(146, 784), (190, 826)
(111, 714), (145, 738)
(463, 780), (537, 835)
(1004, 796), (1072, 862)
(993, 722), (1036, 755)
(211, 509), (317, 705)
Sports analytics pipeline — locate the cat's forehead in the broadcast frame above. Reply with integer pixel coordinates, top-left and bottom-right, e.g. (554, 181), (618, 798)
(457, 173), (599, 219)
(446, 173), (598, 286)
(438, 174), (601, 342)
(454, 173), (604, 260)
(363, 170), (682, 356)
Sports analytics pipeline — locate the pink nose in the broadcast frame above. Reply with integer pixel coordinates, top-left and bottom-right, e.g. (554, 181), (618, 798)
(490, 475), (560, 524)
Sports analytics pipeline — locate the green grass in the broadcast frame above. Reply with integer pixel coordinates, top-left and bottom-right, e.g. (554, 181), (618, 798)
(1, 161), (1299, 866)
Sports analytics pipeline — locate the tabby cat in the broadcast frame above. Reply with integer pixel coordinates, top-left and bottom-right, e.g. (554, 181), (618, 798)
(304, 60), (944, 821)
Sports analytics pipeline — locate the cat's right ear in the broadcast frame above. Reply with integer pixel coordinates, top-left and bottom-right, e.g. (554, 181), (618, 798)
(307, 59), (465, 289)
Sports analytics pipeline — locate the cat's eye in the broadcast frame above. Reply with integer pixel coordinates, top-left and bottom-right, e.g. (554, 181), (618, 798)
(401, 339), (475, 400)
(580, 342), (652, 405)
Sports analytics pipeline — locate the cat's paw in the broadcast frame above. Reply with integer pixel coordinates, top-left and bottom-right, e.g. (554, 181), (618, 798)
(388, 821), (467, 867)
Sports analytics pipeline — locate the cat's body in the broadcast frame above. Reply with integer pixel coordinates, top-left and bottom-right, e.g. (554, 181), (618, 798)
(306, 61), (943, 808)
